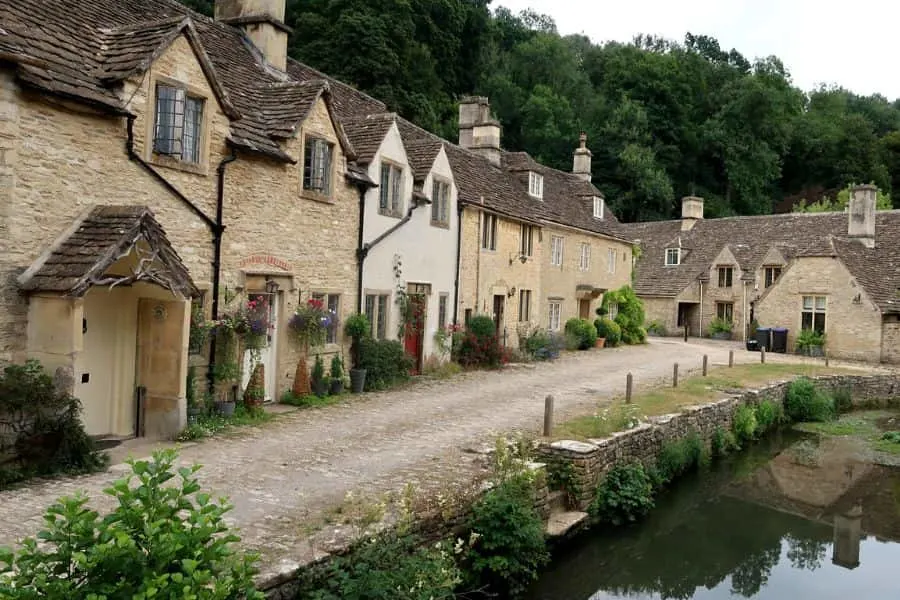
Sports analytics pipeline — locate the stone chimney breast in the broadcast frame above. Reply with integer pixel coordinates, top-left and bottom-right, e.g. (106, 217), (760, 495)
(572, 132), (592, 182)
(848, 184), (876, 248)
(216, 0), (290, 71)
(458, 96), (501, 166)
(681, 196), (704, 231)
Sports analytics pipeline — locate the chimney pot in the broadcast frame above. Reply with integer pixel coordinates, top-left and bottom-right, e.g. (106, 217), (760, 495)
(458, 96), (501, 166)
(681, 196), (704, 231)
(572, 132), (592, 182)
(215, 0), (289, 71)
(848, 184), (877, 248)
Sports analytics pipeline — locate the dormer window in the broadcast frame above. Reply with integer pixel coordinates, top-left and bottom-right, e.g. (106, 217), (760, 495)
(379, 161), (403, 217)
(593, 196), (604, 219)
(665, 248), (681, 266)
(154, 83), (204, 163)
(529, 171), (544, 199)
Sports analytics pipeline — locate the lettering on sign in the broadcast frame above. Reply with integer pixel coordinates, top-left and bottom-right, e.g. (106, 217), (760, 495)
(239, 255), (292, 272)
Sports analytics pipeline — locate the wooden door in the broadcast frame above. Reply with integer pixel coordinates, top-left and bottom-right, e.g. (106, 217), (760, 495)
(579, 299), (591, 320)
(492, 294), (505, 339)
(136, 298), (185, 438)
(403, 294), (427, 374)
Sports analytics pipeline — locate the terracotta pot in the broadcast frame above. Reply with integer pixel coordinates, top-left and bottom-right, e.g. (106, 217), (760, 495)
(292, 354), (311, 396)
(595, 338), (606, 349)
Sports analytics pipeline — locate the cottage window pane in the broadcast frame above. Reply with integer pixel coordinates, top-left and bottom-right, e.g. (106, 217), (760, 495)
(802, 296), (813, 310)
(154, 85), (180, 155)
(380, 164), (391, 210)
(364, 294), (376, 337)
(814, 312), (825, 332)
(303, 138), (332, 194)
(802, 312), (813, 330)
(442, 183), (450, 222)
(432, 180), (441, 222)
(391, 166), (401, 212)
(815, 296), (826, 310)
(376, 295), (388, 339)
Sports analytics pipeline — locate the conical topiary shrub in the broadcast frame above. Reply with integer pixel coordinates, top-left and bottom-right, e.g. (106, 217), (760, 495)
(243, 362), (265, 406)
(292, 354), (310, 397)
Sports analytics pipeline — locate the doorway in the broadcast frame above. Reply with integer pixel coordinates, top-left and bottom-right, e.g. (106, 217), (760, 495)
(492, 294), (505, 340)
(403, 293), (427, 374)
(579, 298), (591, 320)
(136, 297), (187, 438)
(677, 302), (698, 336)
(241, 291), (279, 403)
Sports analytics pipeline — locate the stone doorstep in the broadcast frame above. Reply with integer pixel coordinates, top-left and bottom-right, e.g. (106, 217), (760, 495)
(545, 510), (589, 539)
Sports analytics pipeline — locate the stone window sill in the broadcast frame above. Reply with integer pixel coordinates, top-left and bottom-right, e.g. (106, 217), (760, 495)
(379, 209), (403, 219)
(149, 154), (208, 176)
(302, 189), (336, 205)
(430, 220), (450, 229)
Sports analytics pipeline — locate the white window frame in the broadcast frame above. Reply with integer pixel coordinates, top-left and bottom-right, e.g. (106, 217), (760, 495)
(548, 301), (562, 332)
(665, 248), (681, 266)
(801, 295), (827, 333)
(607, 301), (618, 321)
(716, 301), (734, 323)
(438, 294), (449, 330)
(481, 213), (498, 251)
(593, 196), (604, 219)
(579, 243), (591, 271)
(303, 136), (334, 195)
(550, 235), (564, 267)
(520, 224), (534, 257)
(379, 161), (404, 217)
(607, 249), (617, 274)
(518, 289), (532, 322)
(312, 292), (341, 344)
(528, 171), (544, 199)
(431, 179), (450, 227)
(717, 266), (734, 288)
(153, 83), (204, 164)
(364, 293), (391, 340)
(764, 265), (782, 288)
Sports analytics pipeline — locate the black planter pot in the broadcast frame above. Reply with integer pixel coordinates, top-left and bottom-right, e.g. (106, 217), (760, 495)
(330, 378), (344, 395)
(215, 401), (236, 417)
(312, 379), (328, 398)
(349, 368), (367, 394)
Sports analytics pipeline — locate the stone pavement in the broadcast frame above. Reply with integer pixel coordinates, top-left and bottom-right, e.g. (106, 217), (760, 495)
(0, 339), (849, 577)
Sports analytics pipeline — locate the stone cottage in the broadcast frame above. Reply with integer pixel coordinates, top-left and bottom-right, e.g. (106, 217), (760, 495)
(625, 188), (900, 363)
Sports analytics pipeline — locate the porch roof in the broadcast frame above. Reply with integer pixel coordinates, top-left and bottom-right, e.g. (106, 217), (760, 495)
(18, 205), (197, 298)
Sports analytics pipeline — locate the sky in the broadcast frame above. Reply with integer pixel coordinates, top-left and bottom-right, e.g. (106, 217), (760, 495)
(497, 0), (899, 100)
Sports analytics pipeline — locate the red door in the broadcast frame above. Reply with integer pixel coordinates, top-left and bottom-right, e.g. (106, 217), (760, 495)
(403, 294), (427, 374)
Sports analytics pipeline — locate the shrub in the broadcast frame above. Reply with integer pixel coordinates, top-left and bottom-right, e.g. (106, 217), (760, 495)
(711, 426), (738, 458)
(833, 387), (853, 413)
(785, 378), (835, 422)
(590, 462), (655, 526)
(654, 433), (705, 486)
(646, 320), (667, 336)
(302, 532), (460, 600)
(595, 317), (622, 347)
(455, 315), (503, 368)
(359, 338), (414, 391)
(0, 361), (108, 488)
(329, 354), (344, 381)
(0, 449), (262, 599)
(523, 328), (563, 361)
(604, 286), (647, 345)
(733, 404), (758, 445)
(311, 354), (326, 385)
(708, 317), (733, 335)
(795, 328), (825, 353)
(754, 400), (785, 435)
(564, 318), (598, 350)
(343, 313), (371, 369)
(465, 475), (549, 597)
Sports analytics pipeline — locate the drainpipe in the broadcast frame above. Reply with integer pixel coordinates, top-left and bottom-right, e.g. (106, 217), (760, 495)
(206, 150), (238, 393)
(452, 203), (464, 325)
(742, 282), (748, 343)
(698, 281), (704, 338)
(355, 185), (367, 313)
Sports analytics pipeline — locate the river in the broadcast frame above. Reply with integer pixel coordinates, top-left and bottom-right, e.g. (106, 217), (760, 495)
(526, 430), (900, 599)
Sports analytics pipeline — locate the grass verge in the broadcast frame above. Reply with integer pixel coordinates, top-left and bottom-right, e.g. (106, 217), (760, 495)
(176, 406), (274, 441)
(280, 391), (350, 408)
(553, 363), (861, 441)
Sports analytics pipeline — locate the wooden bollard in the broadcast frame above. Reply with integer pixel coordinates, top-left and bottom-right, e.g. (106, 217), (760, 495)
(702, 355), (708, 376)
(683, 325), (688, 342)
(825, 354), (830, 368)
(729, 350), (734, 368)
(673, 363), (679, 388)
(626, 372), (633, 403)
(543, 395), (554, 437)
(761, 347), (766, 364)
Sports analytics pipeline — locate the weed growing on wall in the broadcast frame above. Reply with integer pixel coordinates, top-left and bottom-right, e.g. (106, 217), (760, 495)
(732, 404), (759, 446)
(590, 462), (655, 526)
(754, 400), (785, 435)
(785, 378), (835, 422)
(711, 426), (739, 458)
(652, 433), (706, 486)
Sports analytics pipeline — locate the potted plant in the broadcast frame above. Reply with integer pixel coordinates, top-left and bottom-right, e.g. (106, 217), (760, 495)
(709, 317), (733, 340)
(344, 313), (371, 393)
(186, 366), (202, 424)
(329, 354), (344, 395)
(311, 354), (327, 397)
(796, 328), (825, 357)
(288, 298), (332, 396)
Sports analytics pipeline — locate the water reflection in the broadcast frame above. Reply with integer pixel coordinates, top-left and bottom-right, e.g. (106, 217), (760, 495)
(526, 433), (900, 600)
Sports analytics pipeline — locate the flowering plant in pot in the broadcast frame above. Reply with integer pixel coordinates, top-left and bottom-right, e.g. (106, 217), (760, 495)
(212, 296), (270, 351)
(343, 313), (371, 393)
(288, 298), (334, 396)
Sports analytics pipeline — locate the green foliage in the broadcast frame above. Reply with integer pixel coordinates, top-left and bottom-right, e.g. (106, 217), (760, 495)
(454, 315), (504, 368)
(343, 313), (371, 369)
(881, 431), (900, 444)
(564, 317), (598, 350)
(796, 328), (826, 351)
(300, 532), (460, 600)
(594, 317), (622, 346)
(733, 404), (759, 445)
(754, 400), (785, 435)
(0, 449), (262, 599)
(175, 404), (271, 441)
(329, 354), (344, 380)
(833, 387), (853, 413)
(311, 354), (326, 385)
(604, 286), (646, 345)
(522, 328), (563, 361)
(785, 378), (836, 422)
(711, 426), (738, 458)
(465, 475), (549, 597)
(645, 320), (667, 336)
(653, 433), (706, 486)
(794, 183), (893, 212)
(358, 338), (414, 390)
(708, 317), (733, 335)
(590, 462), (655, 526)
(0, 361), (108, 488)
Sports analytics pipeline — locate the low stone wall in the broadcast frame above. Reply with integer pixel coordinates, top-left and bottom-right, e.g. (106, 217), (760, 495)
(537, 374), (900, 511)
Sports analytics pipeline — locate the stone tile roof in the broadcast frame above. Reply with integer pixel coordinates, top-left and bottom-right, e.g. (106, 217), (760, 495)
(395, 119), (443, 182)
(341, 113), (397, 164)
(18, 205), (197, 298)
(624, 211), (900, 312)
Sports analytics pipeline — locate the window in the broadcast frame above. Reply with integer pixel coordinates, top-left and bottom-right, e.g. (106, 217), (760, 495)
(438, 294), (449, 330)
(801, 295), (826, 333)
(593, 196), (604, 219)
(550, 235), (564, 266)
(518, 289), (532, 322)
(520, 224), (534, 257)
(303, 137), (334, 195)
(312, 293), (341, 343)
(579, 243), (591, 271)
(464, 308), (473, 326)
(607, 301), (618, 321)
(482, 213), (498, 250)
(153, 84), (204, 163)
(665, 248), (680, 266)
(548, 301), (562, 331)
(607, 249), (617, 274)
(717, 266), (734, 288)
(364, 293), (390, 340)
(379, 162), (403, 216)
(431, 179), (450, 226)
(764, 266), (782, 288)
(716, 302), (734, 323)
(528, 171), (544, 198)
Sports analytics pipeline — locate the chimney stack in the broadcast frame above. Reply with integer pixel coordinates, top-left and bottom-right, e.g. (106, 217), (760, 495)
(848, 184), (876, 248)
(572, 132), (592, 182)
(215, 0), (290, 71)
(681, 196), (704, 231)
(458, 96), (501, 167)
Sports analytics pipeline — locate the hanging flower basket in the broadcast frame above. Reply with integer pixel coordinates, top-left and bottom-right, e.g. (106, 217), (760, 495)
(288, 298), (337, 350)
(211, 297), (272, 350)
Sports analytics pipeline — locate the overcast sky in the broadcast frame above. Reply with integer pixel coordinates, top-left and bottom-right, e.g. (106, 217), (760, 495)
(497, 0), (898, 100)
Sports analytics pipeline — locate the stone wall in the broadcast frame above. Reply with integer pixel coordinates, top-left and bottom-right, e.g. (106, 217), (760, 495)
(537, 374), (900, 511)
(883, 319), (900, 364)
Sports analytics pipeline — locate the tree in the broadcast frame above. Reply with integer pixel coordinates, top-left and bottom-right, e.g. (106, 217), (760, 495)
(794, 184), (893, 212)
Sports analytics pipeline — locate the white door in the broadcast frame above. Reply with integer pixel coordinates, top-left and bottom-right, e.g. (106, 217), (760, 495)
(241, 291), (279, 402)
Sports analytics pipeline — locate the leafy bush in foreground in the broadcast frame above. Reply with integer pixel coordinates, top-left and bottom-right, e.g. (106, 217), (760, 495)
(590, 462), (655, 526)
(785, 378), (835, 422)
(564, 317), (598, 350)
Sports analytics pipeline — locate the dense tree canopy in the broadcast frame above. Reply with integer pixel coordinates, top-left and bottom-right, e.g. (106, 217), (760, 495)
(180, 0), (900, 221)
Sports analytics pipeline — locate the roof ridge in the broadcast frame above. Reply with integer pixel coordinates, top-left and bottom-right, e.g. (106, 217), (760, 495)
(286, 57), (388, 111)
